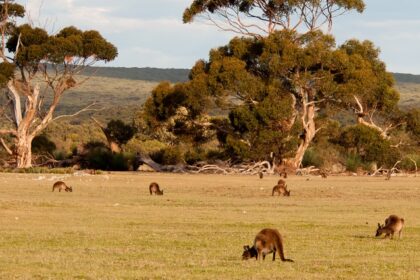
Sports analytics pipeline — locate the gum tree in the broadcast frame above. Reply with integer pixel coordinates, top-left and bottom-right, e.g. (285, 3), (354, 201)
(182, 1), (366, 168)
(0, 1), (117, 168)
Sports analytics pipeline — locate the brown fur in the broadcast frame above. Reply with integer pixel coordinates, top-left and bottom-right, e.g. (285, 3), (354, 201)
(279, 171), (287, 178)
(259, 172), (264, 179)
(272, 184), (290, 196)
(242, 228), (294, 262)
(272, 179), (290, 196)
(375, 215), (404, 239)
(52, 181), (72, 192)
(320, 171), (328, 178)
(149, 182), (163, 195)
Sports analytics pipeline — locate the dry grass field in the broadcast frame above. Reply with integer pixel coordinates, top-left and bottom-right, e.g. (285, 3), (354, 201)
(0, 173), (419, 279)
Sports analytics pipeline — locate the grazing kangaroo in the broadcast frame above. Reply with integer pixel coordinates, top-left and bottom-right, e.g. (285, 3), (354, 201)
(272, 184), (290, 196)
(376, 215), (404, 239)
(149, 182), (163, 195)
(242, 228), (294, 262)
(279, 171), (287, 178)
(52, 181), (73, 192)
(272, 179), (290, 196)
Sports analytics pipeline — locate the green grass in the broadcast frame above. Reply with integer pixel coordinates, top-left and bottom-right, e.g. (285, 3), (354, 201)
(0, 173), (419, 279)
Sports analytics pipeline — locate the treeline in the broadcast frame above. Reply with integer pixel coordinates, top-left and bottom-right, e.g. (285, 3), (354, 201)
(79, 65), (420, 85)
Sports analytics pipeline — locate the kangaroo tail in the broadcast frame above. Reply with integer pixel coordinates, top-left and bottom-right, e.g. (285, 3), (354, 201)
(276, 231), (294, 262)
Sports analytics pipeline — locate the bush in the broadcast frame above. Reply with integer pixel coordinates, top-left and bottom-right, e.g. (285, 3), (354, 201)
(345, 155), (363, 172)
(81, 141), (129, 171)
(32, 134), (56, 154)
(302, 148), (324, 168)
(400, 155), (420, 171)
(184, 148), (206, 165)
(150, 147), (183, 165)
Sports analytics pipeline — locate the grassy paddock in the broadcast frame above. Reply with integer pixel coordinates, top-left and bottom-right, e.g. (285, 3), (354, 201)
(0, 173), (419, 279)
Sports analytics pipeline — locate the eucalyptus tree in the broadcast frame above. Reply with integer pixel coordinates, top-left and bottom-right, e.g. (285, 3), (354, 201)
(0, 1), (117, 168)
(181, 0), (400, 168)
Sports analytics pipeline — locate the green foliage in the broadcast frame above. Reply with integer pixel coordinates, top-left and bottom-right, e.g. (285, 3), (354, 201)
(302, 148), (324, 168)
(6, 24), (117, 68)
(335, 40), (400, 114)
(32, 134), (56, 155)
(338, 124), (400, 167)
(81, 142), (129, 171)
(345, 154), (363, 172)
(405, 108), (420, 139)
(400, 154), (420, 171)
(105, 119), (136, 146)
(0, 1), (25, 18)
(184, 148), (206, 165)
(0, 62), (15, 86)
(150, 147), (184, 165)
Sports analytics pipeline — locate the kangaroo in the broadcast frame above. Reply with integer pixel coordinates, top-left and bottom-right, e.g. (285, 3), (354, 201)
(242, 228), (294, 262)
(277, 179), (286, 186)
(272, 184), (290, 196)
(52, 181), (73, 192)
(273, 179), (290, 196)
(279, 171), (287, 178)
(375, 215), (404, 239)
(259, 172), (264, 179)
(149, 182), (163, 195)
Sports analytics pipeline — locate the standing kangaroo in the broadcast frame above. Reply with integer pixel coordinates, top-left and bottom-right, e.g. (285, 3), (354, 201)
(52, 181), (73, 192)
(149, 182), (163, 195)
(375, 215), (404, 239)
(242, 228), (294, 262)
(272, 179), (290, 196)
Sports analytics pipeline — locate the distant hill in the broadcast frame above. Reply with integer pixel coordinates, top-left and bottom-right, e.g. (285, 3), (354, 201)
(392, 73), (420, 84)
(82, 66), (190, 83)
(82, 66), (420, 85)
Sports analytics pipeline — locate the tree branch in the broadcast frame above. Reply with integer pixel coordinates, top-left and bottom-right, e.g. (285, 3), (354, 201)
(52, 102), (103, 121)
(0, 137), (13, 155)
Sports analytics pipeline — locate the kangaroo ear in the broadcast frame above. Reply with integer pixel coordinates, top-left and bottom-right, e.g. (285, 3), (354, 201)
(377, 223), (381, 228)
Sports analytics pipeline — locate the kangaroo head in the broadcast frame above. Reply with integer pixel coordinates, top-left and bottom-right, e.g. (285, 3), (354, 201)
(242, 245), (257, 260)
(285, 190), (290, 196)
(65, 186), (73, 192)
(375, 223), (384, 237)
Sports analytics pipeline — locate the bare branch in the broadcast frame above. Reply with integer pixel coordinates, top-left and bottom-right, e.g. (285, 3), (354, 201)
(0, 137), (13, 155)
(0, 128), (17, 136)
(52, 102), (103, 121)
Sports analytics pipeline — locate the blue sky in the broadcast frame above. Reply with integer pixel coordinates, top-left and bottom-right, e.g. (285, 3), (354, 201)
(23, 0), (420, 74)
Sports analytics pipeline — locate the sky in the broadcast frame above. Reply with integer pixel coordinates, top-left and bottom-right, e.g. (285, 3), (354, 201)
(22, 0), (420, 74)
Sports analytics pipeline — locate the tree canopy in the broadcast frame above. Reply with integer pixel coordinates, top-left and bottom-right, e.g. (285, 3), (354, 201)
(184, 0), (365, 35)
(0, 1), (118, 168)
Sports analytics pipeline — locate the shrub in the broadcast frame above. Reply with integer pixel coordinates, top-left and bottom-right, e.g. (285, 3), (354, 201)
(345, 155), (363, 172)
(32, 134), (56, 154)
(302, 148), (324, 168)
(81, 141), (129, 171)
(150, 147), (183, 165)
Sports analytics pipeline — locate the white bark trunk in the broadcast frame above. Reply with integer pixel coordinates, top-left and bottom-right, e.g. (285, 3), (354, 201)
(7, 80), (22, 126)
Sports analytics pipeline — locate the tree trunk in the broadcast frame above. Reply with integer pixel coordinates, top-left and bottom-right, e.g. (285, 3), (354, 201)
(284, 88), (318, 169)
(16, 134), (33, 168)
(91, 117), (121, 153)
